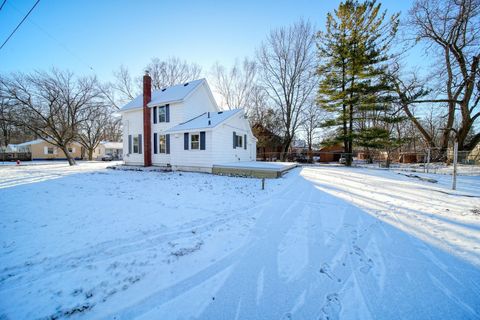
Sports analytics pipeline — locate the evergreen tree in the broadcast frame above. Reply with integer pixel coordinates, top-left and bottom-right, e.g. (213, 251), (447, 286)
(317, 0), (400, 166)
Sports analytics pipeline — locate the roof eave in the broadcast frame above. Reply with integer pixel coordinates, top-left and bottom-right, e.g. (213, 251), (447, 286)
(147, 99), (182, 107)
(165, 126), (215, 134)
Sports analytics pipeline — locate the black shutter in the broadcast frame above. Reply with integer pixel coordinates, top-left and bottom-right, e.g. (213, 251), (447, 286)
(166, 134), (170, 154)
(153, 107), (157, 124)
(200, 131), (206, 150)
(128, 135), (132, 154)
(244, 134), (247, 149)
(153, 133), (158, 154)
(166, 104), (170, 122)
(184, 132), (189, 150)
(138, 134), (142, 154)
(233, 131), (236, 149)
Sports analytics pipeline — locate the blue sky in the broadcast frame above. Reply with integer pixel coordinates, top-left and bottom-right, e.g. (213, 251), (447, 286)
(1, 0), (417, 82)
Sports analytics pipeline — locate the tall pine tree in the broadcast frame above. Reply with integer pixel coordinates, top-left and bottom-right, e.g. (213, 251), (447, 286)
(317, 0), (400, 166)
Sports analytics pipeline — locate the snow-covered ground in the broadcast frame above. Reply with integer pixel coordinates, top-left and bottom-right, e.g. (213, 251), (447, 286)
(213, 161), (297, 170)
(354, 161), (480, 176)
(0, 163), (479, 319)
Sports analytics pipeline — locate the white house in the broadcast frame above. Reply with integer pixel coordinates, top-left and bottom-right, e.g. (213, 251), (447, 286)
(119, 72), (256, 172)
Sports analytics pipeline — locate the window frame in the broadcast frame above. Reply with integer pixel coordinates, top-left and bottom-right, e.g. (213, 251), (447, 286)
(159, 134), (166, 153)
(190, 133), (200, 150)
(47, 147), (54, 155)
(236, 135), (243, 148)
(133, 136), (139, 153)
(158, 106), (166, 123)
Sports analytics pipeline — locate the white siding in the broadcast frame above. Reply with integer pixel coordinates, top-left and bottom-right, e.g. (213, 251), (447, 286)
(151, 102), (183, 166)
(170, 131), (213, 171)
(182, 82), (219, 120)
(211, 112), (256, 164)
(122, 109), (144, 165)
(121, 82), (256, 171)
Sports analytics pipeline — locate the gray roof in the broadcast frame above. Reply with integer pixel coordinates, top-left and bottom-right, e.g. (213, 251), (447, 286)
(166, 109), (243, 133)
(119, 78), (205, 112)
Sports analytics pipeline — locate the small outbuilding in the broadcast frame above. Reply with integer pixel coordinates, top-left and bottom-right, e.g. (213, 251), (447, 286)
(318, 144), (343, 162)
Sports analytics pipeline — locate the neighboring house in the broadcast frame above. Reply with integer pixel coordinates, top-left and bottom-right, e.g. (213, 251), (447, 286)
(119, 72), (256, 172)
(95, 141), (123, 160)
(252, 123), (283, 161)
(467, 142), (480, 164)
(448, 142), (480, 164)
(4, 144), (19, 152)
(14, 139), (83, 160)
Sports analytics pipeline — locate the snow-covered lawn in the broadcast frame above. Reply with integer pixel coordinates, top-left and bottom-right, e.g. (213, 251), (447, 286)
(0, 163), (479, 319)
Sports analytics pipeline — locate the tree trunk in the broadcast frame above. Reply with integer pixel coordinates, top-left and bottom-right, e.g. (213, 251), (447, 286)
(60, 146), (76, 166)
(346, 103), (354, 166)
(1, 127), (9, 148)
(281, 134), (293, 161)
(88, 148), (94, 161)
(280, 143), (290, 161)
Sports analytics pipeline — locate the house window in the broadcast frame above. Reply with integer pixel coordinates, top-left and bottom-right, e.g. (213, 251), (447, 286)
(68, 147), (73, 153)
(158, 106), (166, 123)
(133, 136), (139, 153)
(236, 135), (243, 148)
(159, 135), (166, 153)
(191, 133), (200, 150)
(47, 147), (54, 154)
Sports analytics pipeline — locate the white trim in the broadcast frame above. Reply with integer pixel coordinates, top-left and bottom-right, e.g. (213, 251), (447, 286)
(190, 132), (200, 150)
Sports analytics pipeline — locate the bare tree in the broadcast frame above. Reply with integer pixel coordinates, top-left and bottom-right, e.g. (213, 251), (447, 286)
(0, 98), (35, 150)
(210, 58), (258, 110)
(112, 65), (137, 103)
(247, 86), (274, 125)
(146, 57), (202, 90)
(0, 70), (102, 165)
(103, 115), (122, 142)
(0, 98), (16, 148)
(78, 104), (111, 160)
(302, 103), (325, 160)
(388, 64), (436, 147)
(257, 20), (317, 160)
(111, 57), (203, 107)
(406, 0), (480, 151)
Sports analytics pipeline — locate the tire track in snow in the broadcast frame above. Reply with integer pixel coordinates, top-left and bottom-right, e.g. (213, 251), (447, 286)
(0, 203), (263, 291)
(101, 173), (314, 320)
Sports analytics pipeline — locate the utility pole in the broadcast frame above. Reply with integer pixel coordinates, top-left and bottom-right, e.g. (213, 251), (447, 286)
(441, 127), (459, 191)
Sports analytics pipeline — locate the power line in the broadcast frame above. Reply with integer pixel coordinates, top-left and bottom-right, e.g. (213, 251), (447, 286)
(0, 0), (7, 11)
(0, 0), (41, 50)
(6, 0), (95, 73)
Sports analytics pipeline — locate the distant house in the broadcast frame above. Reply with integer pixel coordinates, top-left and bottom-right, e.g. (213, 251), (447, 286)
(252, 123), (283, 161)
(94, 141), (123, 160)
(398, 152), (422, 163)
(118, 72), (256, 172)
(467, 142), (480, 164)
(447, 142), (480, 164)
(4, 144), (19, 152)
(12, 139), (82, 160)
(318, 144), (343, 162)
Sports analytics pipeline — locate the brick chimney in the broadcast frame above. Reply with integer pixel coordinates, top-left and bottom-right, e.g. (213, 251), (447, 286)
(143, 70), (152, 167)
